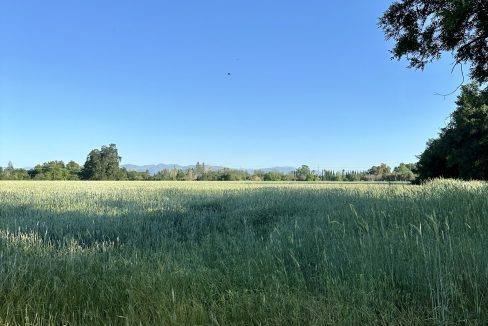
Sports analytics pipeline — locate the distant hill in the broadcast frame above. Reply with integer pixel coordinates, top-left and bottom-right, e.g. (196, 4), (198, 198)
(122, 164), (295, 175)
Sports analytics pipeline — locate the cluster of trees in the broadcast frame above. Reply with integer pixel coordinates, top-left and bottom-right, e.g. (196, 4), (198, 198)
(134, 162), (416, 182)
(0, 145), (417, 182)
(417, 84), (487, 180)
(28, 161), (82, 180)
(0, 160), (83, 180)
(321, 163), (416, 182)
(130, 162), (416, 182)
(0, 144), (123, 181)
(0, 162), (31, 180)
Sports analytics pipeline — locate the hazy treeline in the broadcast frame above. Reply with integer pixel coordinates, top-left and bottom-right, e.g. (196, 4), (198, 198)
(135, 162), (416, 182)
(0, 144), (416, 182)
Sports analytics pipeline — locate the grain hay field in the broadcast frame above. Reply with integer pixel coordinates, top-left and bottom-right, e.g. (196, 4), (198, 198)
(0, 180), (487, 324)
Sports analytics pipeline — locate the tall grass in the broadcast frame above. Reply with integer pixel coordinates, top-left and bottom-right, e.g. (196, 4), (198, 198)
(0, 180), (487, 324)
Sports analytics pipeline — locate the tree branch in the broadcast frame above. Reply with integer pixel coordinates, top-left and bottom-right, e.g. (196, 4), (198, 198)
(434, 63), (465, 98)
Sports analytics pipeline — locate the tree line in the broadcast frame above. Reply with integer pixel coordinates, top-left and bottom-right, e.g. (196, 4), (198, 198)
(149, 162), (416, 182)
(0, 144), (417, 182)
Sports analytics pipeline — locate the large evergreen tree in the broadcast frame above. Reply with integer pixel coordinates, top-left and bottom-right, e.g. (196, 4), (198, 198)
(417, 83), (488, 180)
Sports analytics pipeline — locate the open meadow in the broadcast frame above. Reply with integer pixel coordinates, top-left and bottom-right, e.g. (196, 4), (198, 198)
(1, 180), (488, 325)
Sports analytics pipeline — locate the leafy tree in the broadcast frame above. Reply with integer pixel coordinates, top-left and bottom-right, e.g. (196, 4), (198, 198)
(194, 162), (206, 180)
(0, 162), (29, 180)
(4, 161), (14, 178)
(417, 83), (488, 180)
(345, 171), (362, 181)
(218, 168), (249, 181)
(379, 0), (488, 84)
(66, 161), (82, 180)
(294, 165), (318, 181)
(11, 169), (29, 180)
(154, 169), (176, 180)
(82, 149), (103, 180)
(101, 144), (121, 179)
(29, 161), (68, 180)
(368, 164), (391, 176)
(175, 169), (186, 181)
(404, 163), (418, 174)
(185, 168), (196, 181)
(26, 161), (81, 180)
(250, 174), (262, 181)
(393, 163), (416, 181)
(263, 171), (284, 181)
(251, 170), (264, 181)
(82, 144), (121, 180)
(295, 165), (310, 181)
(322, 170), (338, 181)
(121, 168), (152, 181)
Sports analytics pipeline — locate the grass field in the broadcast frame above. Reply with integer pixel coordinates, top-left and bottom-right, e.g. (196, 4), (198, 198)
(1, 180), (487, 325)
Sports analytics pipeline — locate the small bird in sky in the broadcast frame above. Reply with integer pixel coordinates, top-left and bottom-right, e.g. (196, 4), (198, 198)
(227, 72), (231, 76)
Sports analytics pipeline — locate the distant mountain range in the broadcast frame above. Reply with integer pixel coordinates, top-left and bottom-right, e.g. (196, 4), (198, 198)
(122, 164), (296, 175)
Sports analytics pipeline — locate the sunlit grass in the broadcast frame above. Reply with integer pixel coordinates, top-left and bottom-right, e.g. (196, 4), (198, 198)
(0, 180), (487, 324)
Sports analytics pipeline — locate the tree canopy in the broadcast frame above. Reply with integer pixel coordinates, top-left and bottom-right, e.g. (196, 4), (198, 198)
(379, 0), (488, 84)
(1, 143), (418, 182)
(82, 144), (121, 180)
(29, 161), (81, 180)
(417, 83), (488, 180)
(0, 158), (417, 183)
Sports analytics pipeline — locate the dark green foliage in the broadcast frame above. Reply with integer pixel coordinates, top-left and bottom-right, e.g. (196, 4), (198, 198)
(81, 144), (121, 180)
(117, 168), (152, 181)
(394, 163), (416, 181)
(367, 163), (391, 176)
(218, 168), (249, 181)
(2, 144), (417, 182)
(81, 149), (103, 180)
(102, 144), (121, 179)
(28, 161), (81, 180)
(294, 165), (318, 181)
(0, 162), (30, 180)
(379, 0), (488, 84)
(66, 161), (82, 179)
(194, 162), (206, 180)
(263, 171), (287, 181)
(0, 160), (418, 182)
(153, 168), (178, 180)
(321, 163), (416, 182)
(344, 170), (361, 181)
(417, 83), (488, 180)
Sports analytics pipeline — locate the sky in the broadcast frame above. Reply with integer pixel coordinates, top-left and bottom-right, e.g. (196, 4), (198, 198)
(0, 0), (464, 170)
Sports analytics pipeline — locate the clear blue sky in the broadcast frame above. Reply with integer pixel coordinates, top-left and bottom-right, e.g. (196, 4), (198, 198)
(0, 0), (464, 170)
